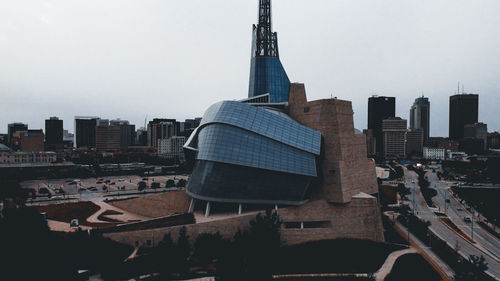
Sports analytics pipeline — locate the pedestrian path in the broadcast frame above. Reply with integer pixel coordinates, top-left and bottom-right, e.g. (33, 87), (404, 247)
(374, 247), (417, 281)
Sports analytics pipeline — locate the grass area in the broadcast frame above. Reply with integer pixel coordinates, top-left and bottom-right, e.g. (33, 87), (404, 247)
(384, 253), (441, 281)
(276, 239), (406, 274)
(36, 201), (115, 227)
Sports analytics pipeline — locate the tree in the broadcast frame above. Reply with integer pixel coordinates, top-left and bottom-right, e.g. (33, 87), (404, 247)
(193, 232), (227, 266)
(176, 179), (187, 188)
(165, 179), (175, 188)
(137, 181), (147, 191)
(455, 255), (488, 281)
(175, 227), (191, 274)
(152, 233), (176, 275)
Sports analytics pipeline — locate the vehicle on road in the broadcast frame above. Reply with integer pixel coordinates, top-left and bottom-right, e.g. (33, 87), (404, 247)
(464, 217), (472, 223)
(88, 186), (98, 192)
(118, 178), (124, 182)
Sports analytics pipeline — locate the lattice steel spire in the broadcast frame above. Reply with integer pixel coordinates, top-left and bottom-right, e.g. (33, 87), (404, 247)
(254, 0), (279, 57)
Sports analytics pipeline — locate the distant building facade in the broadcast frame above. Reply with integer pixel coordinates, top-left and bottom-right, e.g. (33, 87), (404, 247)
(423, 147), (445, 160)
(45, 117), (64, 151)
(95, 125), (121, 152)
(449, 94), (478, 140)
(368, 96), (395, 155)
(75, 117), (99, 148)
(16, 130), (44, 152)
(406, 129), (423, 156)
(363, 129), (376, 157)
(488, 132), (500, 149)
(7, 123), (28, 148)
(110, 119), (136, 148)
(464, 122), (488, 151)
(382, 117), (407, 159)
(409, 96), (430, 143)
(158, 136), (186, 160)
(0, 150), (56, 165)
(147, 119), (180, 151)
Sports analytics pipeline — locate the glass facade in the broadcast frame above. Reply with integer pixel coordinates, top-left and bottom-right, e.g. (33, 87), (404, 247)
(199, 101), (321, 155)
(185, 101), (322, 205)
(197, 124), (317, 176)
(248, 57), (290, 103)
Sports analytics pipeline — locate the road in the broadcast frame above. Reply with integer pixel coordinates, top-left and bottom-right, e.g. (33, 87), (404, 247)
(426, 170), (500, 260)
(403, 167), (500, 279)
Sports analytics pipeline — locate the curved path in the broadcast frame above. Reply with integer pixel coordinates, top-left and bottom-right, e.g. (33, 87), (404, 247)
(87, 200), (150, 224)
(374, 248), (417, 281)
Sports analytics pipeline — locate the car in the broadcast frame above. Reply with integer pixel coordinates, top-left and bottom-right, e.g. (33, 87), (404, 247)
(105, 180), (111, 183)
(464, 217), (472, 223)
(118, 178), (124, 182)
(142, 178), (148, 181)
(88, 186), (98, 192)
(110, 182), (116, 185)
(445, 199), (450, 203)
(96, 180), (103, 184)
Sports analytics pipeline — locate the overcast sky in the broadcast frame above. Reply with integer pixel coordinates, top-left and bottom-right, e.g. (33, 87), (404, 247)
(1, 0), (499, 136)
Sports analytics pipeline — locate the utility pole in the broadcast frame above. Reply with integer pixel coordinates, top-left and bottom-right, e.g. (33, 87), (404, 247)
(471, 216), (474, 242)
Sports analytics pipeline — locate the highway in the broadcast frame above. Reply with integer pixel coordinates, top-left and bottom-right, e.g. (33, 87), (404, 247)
(403, 167), (500, 279)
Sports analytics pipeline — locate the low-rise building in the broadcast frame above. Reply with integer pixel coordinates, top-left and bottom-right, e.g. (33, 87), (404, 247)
(0, 150), (56, 165)
(423, 147), (445, 160)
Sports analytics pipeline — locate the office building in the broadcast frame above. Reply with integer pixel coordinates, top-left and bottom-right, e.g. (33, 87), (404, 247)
(464, 122), (488, 151)
(75, 117), (99, 148)
(382, 117), (407, 159)
(110, 119), (136, 148)
(423, 147), (445, 160)
(147, 119), (180, 150)
(63, 130), (74, 148)
(449, 94), (478, 140)
(406, 129), (423, 156)
(7, 123), (28, 148)
(158, 136), (187, 161)
(247, 0), (290, 103)
(409, 96), (430, 143)
(95, 125), (121, 152)
(45, 117), (64, 150)
(488, 132), (500, 149)
(367, 96), (395, 155)
(16, 130), (44, 152)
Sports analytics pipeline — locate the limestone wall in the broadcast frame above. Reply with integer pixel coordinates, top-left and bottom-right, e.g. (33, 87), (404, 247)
(103, 196), (384, 248)
(288, 83), (378, 203)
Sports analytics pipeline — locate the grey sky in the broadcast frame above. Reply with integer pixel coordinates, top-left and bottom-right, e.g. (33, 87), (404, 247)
(1, 0), (499, 136)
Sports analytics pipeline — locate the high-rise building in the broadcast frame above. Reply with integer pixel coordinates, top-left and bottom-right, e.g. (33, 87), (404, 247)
(75, 117), (99, 148)
(158, 136), (187, 161)
(406, 129), (423, 156)
(368, 96), (395, 155)
(449, 94), (478, 140)
(147, 119), (180, 150)
(7, 123), (28, 148)
(382, 117), (407, 159)
(45, 117), (63, 150)
(95, 125), (121, 152)
(409, 96), (430, 143)
(247, 0), (290, 103)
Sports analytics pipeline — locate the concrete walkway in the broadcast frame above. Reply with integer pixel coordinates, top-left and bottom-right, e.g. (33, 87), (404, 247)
(373, 248), (417, 281)
(87, 200), (150, 224)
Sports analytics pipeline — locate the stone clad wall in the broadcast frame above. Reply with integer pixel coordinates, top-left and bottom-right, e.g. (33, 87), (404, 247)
(103, 197), (384, 248)
(288, 83), (378, 203)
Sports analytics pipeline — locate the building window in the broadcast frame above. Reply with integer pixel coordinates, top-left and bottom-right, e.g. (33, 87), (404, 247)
(284, 221), (331, 229)
(303, 107), (310, 113)
(146, 240), (151, 246)
(328, 170), (336, 175)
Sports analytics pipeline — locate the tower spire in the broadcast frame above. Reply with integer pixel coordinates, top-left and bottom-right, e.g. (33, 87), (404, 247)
(254, 0), (279, 57)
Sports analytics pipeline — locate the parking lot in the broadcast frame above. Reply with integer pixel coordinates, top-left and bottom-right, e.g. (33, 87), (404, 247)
(21, 174), (189, 202)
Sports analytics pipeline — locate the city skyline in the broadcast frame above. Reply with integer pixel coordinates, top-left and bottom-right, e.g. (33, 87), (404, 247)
(1, 0), (500, 135)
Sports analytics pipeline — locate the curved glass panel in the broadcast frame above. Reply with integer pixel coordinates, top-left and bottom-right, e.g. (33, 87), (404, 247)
(200, 101), (321, 155)
(197, 124), (317, 177)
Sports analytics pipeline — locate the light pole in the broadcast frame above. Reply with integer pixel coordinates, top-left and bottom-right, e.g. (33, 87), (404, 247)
(471, 216), (474, 242)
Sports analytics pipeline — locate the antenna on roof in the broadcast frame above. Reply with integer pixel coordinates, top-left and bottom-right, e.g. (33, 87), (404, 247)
(457, 82), (460, 95)
(462, 84), (464, 94)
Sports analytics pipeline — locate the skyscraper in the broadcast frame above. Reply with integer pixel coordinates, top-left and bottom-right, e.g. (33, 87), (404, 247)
(45, 117), (63, 150)
(449, 94), (478, 140)
(75, 117), (99, 148)
(409, 96), (430, 143)
(367, 96), (395, 155)
(248, 0), (290, 103)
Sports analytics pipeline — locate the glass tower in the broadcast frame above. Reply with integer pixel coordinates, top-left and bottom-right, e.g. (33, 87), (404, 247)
(248, 0), (290, 103)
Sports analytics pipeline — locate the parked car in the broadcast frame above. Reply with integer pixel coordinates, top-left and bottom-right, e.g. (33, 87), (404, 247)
(464, 217), (472, 223)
